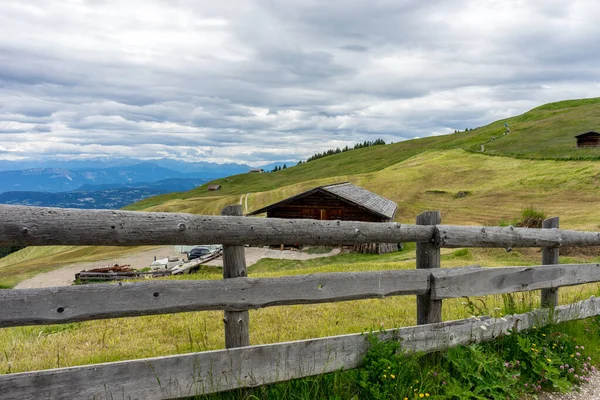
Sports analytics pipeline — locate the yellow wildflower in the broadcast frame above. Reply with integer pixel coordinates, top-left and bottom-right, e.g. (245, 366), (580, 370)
(426, 394), (430, 398)
(391, 374), (396, 379)
(419, 394), (425, 399)
(383, 374), (387, 378)
(547, 358), (552, 363)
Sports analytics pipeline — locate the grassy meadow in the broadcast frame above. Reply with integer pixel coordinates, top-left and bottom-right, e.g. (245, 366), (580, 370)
(2, 243), (600, 375)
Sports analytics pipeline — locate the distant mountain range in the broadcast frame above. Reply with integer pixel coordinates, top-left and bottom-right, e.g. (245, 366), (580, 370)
(0, 158), (296, 209)
(0, 178), (208, 209)
(0, 159), (295, 194)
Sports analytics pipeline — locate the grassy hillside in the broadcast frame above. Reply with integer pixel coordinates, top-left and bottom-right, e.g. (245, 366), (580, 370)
(132, 149), (600, 229)
(126, 97), (600, 210)
(2, 97), (600, 287)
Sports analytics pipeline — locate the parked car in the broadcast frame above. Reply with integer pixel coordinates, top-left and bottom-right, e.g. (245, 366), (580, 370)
(187, 246), (212, 261)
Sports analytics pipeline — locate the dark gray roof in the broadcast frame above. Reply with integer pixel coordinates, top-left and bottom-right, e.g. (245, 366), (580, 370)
(247, 182), (397, 220)
(575, 131), (600, 138)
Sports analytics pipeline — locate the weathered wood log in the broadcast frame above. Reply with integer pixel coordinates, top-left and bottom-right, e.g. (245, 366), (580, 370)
(3, 205), (600, 248)
(431, 263), (600, 299)
(0, 205), (433, 246)
(437, 224), (600, 248)
(0, 270), (430, 328)
(222, 205), (250, 348)
(541, 217), (560, 307)
(416, 211), (442, 325)
(2, 297), (599, 400)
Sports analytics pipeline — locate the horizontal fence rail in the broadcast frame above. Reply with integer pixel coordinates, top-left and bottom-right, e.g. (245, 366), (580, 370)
(2, 263), (600, 328)
(3, 205), (600, 248)
(0, 270), (430, 328)
(2, 297), (600, 400)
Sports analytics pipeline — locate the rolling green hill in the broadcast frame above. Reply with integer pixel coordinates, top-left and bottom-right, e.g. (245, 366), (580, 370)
(125, 97), (600, 212)
(3, 97), (600, 287)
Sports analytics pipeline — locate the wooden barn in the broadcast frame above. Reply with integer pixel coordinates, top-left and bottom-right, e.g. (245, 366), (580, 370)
(207, 184), (221, 191)
(575, 131), (600, 148)
(247, 182), (399, 253)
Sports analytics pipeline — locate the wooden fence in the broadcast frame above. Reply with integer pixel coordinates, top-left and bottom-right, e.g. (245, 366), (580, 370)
(1, 204), (600, 399)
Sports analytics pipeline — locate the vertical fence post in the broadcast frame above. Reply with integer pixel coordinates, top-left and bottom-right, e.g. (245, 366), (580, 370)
(221, 205), (250, 348)
(541, 216), (560, 308)
(416, 211), (442, 325)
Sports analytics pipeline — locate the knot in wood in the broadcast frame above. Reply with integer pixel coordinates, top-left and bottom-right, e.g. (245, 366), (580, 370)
(177, 223), (186, 231)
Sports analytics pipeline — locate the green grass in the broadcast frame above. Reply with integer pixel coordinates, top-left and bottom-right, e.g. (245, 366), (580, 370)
(301, 246), (334, 254)
(201, 318), (600, 399)
(1, 244), (599, 376)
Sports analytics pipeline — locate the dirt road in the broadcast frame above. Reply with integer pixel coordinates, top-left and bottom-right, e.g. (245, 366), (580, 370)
(14, 246), (340, 289)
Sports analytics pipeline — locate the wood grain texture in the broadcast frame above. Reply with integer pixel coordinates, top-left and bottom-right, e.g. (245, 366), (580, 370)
(541, 217), (560, 308)
(0, 270), (430, 328)
(431, 263), (600, 299)
(3, 297), (599, 400)
(221, 205), (250, 348)
(3, 205), (600, 248)
(416, 211), (442, 325)
(437, 224), (600, 248)
(0, 205), (433, 246)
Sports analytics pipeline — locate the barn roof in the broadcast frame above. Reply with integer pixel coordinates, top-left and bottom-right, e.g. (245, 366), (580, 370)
(575, 131), (600, 138)
(247, 182), (397, 220)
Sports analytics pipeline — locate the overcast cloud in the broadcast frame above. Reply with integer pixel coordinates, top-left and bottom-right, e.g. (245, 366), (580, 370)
(1, 0), (599, 165)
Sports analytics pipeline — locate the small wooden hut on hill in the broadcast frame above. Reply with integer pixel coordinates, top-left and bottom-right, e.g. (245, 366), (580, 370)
(575, 131), (600, 148)
(247, 182), (399, 253)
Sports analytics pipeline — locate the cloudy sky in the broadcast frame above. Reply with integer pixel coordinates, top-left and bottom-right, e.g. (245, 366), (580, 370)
(1, 0), (599, 165)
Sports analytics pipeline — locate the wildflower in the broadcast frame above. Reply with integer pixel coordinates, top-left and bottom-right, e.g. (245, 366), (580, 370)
(404, 398), (408, 400)
(442, 381), (446, 385)
(560, 365), (565, 370)
(547, 358), (552, 363)
(576, 352), (581, 357)
(426, 394), (430, 398)
(419, 394), (424, 399)
(390, 374), (396, 379)
(542, 333), (546, 337)
(388, 366), (391, 369)
(383, 374), (386, 379)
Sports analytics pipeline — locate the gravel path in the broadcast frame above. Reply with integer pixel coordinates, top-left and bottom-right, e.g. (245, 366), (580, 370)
(14, 246), (340, 289)
(535, 372), (600, 400)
